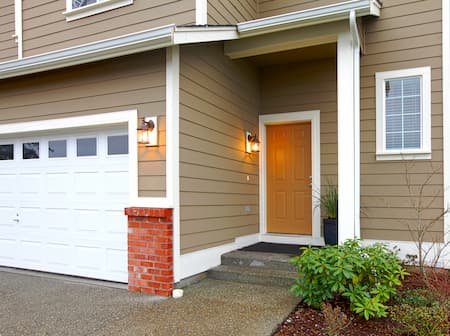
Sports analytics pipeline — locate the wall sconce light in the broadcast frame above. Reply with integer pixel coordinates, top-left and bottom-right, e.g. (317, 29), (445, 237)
(245, 131), (260, 153)
(137, 116), (158, 146)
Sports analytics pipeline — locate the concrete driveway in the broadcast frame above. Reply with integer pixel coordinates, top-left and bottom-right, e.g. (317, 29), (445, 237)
(0, 269), (298, 336)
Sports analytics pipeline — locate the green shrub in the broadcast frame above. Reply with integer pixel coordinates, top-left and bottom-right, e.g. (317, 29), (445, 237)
(393, 288), (438, 307)
(290, 239), (407, 320)
(390, 303), (449, 336)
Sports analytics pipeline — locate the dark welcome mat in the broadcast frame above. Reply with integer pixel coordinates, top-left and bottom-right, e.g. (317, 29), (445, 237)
(239, 242), (315, 256)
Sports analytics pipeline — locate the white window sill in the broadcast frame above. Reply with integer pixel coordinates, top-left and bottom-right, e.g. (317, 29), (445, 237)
(64, 0), (133, 22)
(376, 151), (432, 161)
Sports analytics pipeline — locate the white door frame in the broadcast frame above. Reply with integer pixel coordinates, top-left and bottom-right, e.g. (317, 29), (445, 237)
(259, 110), (324, 246)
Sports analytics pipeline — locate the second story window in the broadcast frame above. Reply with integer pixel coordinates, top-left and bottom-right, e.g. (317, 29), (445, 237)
(65, 0), (133, 21)
(72, 0), (97, 9)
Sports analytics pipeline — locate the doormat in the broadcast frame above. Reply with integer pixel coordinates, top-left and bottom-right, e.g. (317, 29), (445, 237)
(239, 242), (319, 256)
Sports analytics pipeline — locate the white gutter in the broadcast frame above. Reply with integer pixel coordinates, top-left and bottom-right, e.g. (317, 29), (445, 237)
(237, 0), (381, 37)
(0, 25), (239, 80)
(0, 25), (175, 80)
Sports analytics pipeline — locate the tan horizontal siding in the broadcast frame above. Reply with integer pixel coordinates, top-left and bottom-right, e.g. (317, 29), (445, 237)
(0, 1), (17, 62)
(22, 0), (195, 57)
(207, 0), (257, 24)
(261, 56), (338, 194)
(0, 50), (166, 197)
(360, 0), (444, 242)
(179, 43), (260, 254)
(257, 0), (338, 19)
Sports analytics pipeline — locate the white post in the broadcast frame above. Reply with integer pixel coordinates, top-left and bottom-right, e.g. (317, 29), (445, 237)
(166, 46), (181, 281)
(337, 30), (360, 243)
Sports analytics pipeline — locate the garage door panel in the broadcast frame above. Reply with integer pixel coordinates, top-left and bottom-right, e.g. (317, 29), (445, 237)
(46, 243), (72, 267)
(46, 209), (72, 231)
(74, 171), (101, 194)
(46, 172), (71, 194)
(74, 210), (102, 233)
(0, 127), (129, 283)
(104, 211), (127, 235)
(0, 174), (17, 194)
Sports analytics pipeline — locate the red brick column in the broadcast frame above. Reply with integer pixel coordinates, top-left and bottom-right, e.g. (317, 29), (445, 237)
(124, 207), (173, 296)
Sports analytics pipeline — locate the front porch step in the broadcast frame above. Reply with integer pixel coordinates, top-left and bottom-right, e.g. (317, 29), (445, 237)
(221, 250), (297, 272)
(208, 264), (297, 288)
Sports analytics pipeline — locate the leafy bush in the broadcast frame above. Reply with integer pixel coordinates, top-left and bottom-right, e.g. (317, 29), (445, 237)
(390, 303), (449, 336)
(290, 239), (407, 320)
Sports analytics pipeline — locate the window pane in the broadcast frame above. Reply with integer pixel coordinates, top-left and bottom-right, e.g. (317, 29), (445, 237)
(49, 140), (67, 158)
(77, 138), (97, 157)
(72, 0), (96, 9)
(385, 79), (402, 98)
(403, 77), (421, 96)
(386, 98), (402, 116)
(108, 135), (128, 155)
(386, 132), (402, 150)
(404, 132), (421, 149)
(386, 115), (402, 133)
(404, 114), (421, 133)
(0, 144), (13, 160)
(23, 142), (39, 159)
(404, 96), (421, 115)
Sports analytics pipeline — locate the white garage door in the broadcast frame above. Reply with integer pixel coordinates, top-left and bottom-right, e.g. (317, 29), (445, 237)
(0, 126), (129, 282)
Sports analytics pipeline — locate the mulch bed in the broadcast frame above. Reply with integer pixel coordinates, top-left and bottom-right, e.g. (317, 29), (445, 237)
(272, 268), (449, 336)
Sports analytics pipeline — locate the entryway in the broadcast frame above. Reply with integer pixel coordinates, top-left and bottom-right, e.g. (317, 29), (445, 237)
(260, 111), (322, 245)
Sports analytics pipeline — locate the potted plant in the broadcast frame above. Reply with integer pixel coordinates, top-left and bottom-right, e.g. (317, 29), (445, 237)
(316, 183), (338, 245)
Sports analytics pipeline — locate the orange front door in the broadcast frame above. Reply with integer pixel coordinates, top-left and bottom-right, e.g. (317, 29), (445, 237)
(267, 122), (312, 234)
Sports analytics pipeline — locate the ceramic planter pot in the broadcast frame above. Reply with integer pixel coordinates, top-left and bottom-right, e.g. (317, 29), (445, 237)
(323, 218), (338, 245)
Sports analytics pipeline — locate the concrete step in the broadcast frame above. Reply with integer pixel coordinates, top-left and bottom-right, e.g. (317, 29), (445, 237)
(208, 264), (297, 288)
(221, 250), (297, 272)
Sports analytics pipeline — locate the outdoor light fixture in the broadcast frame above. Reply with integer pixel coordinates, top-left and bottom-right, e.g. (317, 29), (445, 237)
(137, 116), (158, 146)
(245, 131), (260, 153)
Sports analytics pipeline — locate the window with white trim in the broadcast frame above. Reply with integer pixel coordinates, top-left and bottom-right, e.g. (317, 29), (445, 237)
(65, 0), (133, 21)
(376, 67), (431, 160)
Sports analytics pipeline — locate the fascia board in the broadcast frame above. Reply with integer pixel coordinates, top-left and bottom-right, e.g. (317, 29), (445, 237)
(237, 0), (381, 38)
(0, 24), (175, 79)
(174, 26), (239, 44)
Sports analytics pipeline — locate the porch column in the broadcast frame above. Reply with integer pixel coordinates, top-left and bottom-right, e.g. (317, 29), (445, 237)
(337, 28), (360, 243)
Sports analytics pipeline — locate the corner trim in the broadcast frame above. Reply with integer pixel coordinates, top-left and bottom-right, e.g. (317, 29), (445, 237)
(166, 46), (181, 282)
(14, 0), (23, 59)
(195, 0), (207, 25)
(443, 0), (450, 243)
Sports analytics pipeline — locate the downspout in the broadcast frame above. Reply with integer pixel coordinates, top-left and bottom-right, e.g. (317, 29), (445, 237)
(349, 10), (361, 238)
(14, 0), (23, 59)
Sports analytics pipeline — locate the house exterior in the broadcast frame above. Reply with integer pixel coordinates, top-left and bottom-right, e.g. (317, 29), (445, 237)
(0, 0), (449, 296)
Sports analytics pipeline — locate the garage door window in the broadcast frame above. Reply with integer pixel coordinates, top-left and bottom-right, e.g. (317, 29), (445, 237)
(0, 144), (13, 160)
(107, 135), (128, 155)
(77, 138), (97, 157)
(49, 140), (67, 158)
(23, 142), (39, 159)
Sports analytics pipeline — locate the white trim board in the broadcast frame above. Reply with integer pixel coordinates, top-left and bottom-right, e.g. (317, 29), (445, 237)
(443, 0), (450, 244)
(166, 46), (182, 282)
(14, 0), (23, 59)
(362, 240), (449, 269)
(195, 0), (207, 25)
(259, 110), (321, 243)
(179, 234), (259, 280)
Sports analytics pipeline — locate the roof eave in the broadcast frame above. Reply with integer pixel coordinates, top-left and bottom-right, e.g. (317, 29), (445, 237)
(237, 0), (381, 38)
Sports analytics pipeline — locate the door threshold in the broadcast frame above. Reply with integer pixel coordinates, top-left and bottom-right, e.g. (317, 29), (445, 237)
(260, 233), (324, 246)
